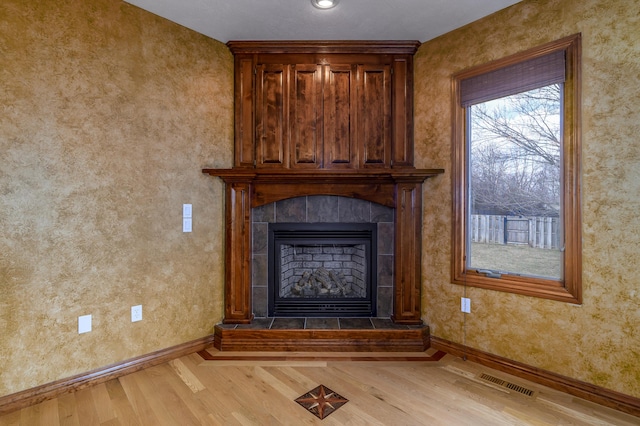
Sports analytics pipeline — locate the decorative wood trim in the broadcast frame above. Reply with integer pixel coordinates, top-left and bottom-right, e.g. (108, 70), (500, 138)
(391, 182), (423, 324)
(253, 182), (397, 208)
(391, 55), (415, 167)
(223, 181), (253, 323)
(214, 325), (430, 352)
(203, 169), (444, 208)
(227, 40), (421, 55)
(430, 336), (640, 417)
(197, 349), (447, 362)
(0, 335), (215, 416)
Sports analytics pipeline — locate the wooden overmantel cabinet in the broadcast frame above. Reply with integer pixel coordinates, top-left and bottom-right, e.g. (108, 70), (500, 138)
(227, 41), (420, 170)
(205, 41), (444, 326)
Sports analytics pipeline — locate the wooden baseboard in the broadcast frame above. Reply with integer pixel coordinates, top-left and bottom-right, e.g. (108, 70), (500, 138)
(0, 334), (215, 416)
(214, 325), (430, 352)
(430, 336), (640, 417)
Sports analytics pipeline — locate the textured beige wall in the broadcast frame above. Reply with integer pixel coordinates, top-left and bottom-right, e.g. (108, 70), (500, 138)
(416, 0), (640, 397)
(0, 0), (233, 396)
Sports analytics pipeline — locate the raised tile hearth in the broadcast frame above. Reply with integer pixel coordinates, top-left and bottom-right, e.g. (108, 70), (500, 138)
(213, 317), (430, 352)
(222, 317), (421, 330)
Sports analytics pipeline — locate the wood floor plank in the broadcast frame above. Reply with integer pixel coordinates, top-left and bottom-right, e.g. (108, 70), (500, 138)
(212, 366), (304, 425)
(99, 419), (122, 426)
(131, 368), (199, 426)
(180, 361), (250, 425)
(147, 363), (215, 425)
(69, 387), (100, 426)
(18, 403), (41, 426)
(0, 408), (21, 426)
(116, 372), (163, 426)
(90, 383), (117, 424)
(373, 364), (525, 425)
(37, 398), (60, 426)
(1, 349), (639, 425)
(55, 393), (80, 426)
(104, 379), (142, 426)
(168, 360), (205, 394)
(252, 367), (299, 402)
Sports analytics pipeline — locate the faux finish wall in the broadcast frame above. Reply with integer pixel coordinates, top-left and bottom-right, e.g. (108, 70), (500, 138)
(0, 0), (233, 396)
(416, 0), (640, 397)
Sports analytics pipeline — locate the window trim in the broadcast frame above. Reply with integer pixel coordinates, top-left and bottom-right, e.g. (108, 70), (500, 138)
(451, 34), (582, 304)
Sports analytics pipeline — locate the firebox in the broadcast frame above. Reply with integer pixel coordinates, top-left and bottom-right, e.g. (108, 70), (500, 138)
(268, 223), (377, 317)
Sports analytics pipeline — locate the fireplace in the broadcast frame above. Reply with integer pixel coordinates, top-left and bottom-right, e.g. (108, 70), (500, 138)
(268, 222), (377, 317)
(203, 168), (443, 325)
(204, 40), (444, 334)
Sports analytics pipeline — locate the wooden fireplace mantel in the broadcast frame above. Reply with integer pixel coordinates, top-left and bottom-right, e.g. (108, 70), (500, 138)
(202, 167), (444, 325)
(203, 168), (443, 208)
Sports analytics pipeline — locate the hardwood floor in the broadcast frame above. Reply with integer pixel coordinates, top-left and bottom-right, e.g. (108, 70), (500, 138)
(1, 348), (638, 425)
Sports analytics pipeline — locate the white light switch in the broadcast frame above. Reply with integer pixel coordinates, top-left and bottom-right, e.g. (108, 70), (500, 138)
(183, 204), (192, 233)
(78, 314), (92, 334)
(461, 297), (471, 314)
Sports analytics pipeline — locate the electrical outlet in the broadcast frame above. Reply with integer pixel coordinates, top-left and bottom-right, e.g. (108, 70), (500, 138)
(78, 314), (92, 334)
(461, 297), (471, 314)
(131, 305), (142, 322)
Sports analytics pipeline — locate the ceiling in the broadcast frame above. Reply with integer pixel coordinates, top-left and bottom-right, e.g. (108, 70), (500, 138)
(124, 0), (521, 43)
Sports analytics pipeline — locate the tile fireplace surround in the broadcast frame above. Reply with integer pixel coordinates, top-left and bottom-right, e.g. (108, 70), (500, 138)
(252, 196), (393, 318)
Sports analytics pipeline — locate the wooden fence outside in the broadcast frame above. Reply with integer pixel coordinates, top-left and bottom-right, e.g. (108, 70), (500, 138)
(470, 215), (560, 249)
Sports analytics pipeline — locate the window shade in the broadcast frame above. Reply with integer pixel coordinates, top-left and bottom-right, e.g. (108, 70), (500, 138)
(460, 50), (566, 107)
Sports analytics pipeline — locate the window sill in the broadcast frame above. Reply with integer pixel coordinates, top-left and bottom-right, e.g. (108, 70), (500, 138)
(452, 271), (582, 304)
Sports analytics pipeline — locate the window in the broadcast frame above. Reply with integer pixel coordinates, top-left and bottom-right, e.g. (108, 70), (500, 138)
(452, 34), (582, 303)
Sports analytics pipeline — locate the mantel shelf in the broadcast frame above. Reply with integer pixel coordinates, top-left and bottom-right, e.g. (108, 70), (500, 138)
(202, 168), (444, 208)
(202, 168), (444, 184)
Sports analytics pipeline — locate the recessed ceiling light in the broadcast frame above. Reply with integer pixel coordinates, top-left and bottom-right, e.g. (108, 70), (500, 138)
(311, 0), (339, 10)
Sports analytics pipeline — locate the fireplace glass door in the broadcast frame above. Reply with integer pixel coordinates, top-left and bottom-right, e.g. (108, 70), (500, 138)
(268, 223), (377, 317)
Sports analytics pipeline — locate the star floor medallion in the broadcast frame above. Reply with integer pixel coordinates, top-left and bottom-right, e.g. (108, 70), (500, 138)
(295, 384), (349, 419)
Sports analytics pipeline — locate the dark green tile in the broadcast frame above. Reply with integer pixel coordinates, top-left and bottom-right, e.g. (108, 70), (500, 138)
(371, 318), (410, 329)
(271, 317), (306, 329)
(236, 317), (273, 329)
(338, 318), (374, 329)
(305, 317), (339, 329)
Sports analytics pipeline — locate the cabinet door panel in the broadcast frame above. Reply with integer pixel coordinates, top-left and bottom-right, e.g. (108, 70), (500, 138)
(324, 64), (356, 168)
(234, 58), (255, 168)
(256, 64), (288, 167)
(358, 64), (391, 168)
(290, 64), (322, 168)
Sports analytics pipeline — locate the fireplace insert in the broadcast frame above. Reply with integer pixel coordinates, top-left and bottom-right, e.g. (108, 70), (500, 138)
(268, 223), (377, 317)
